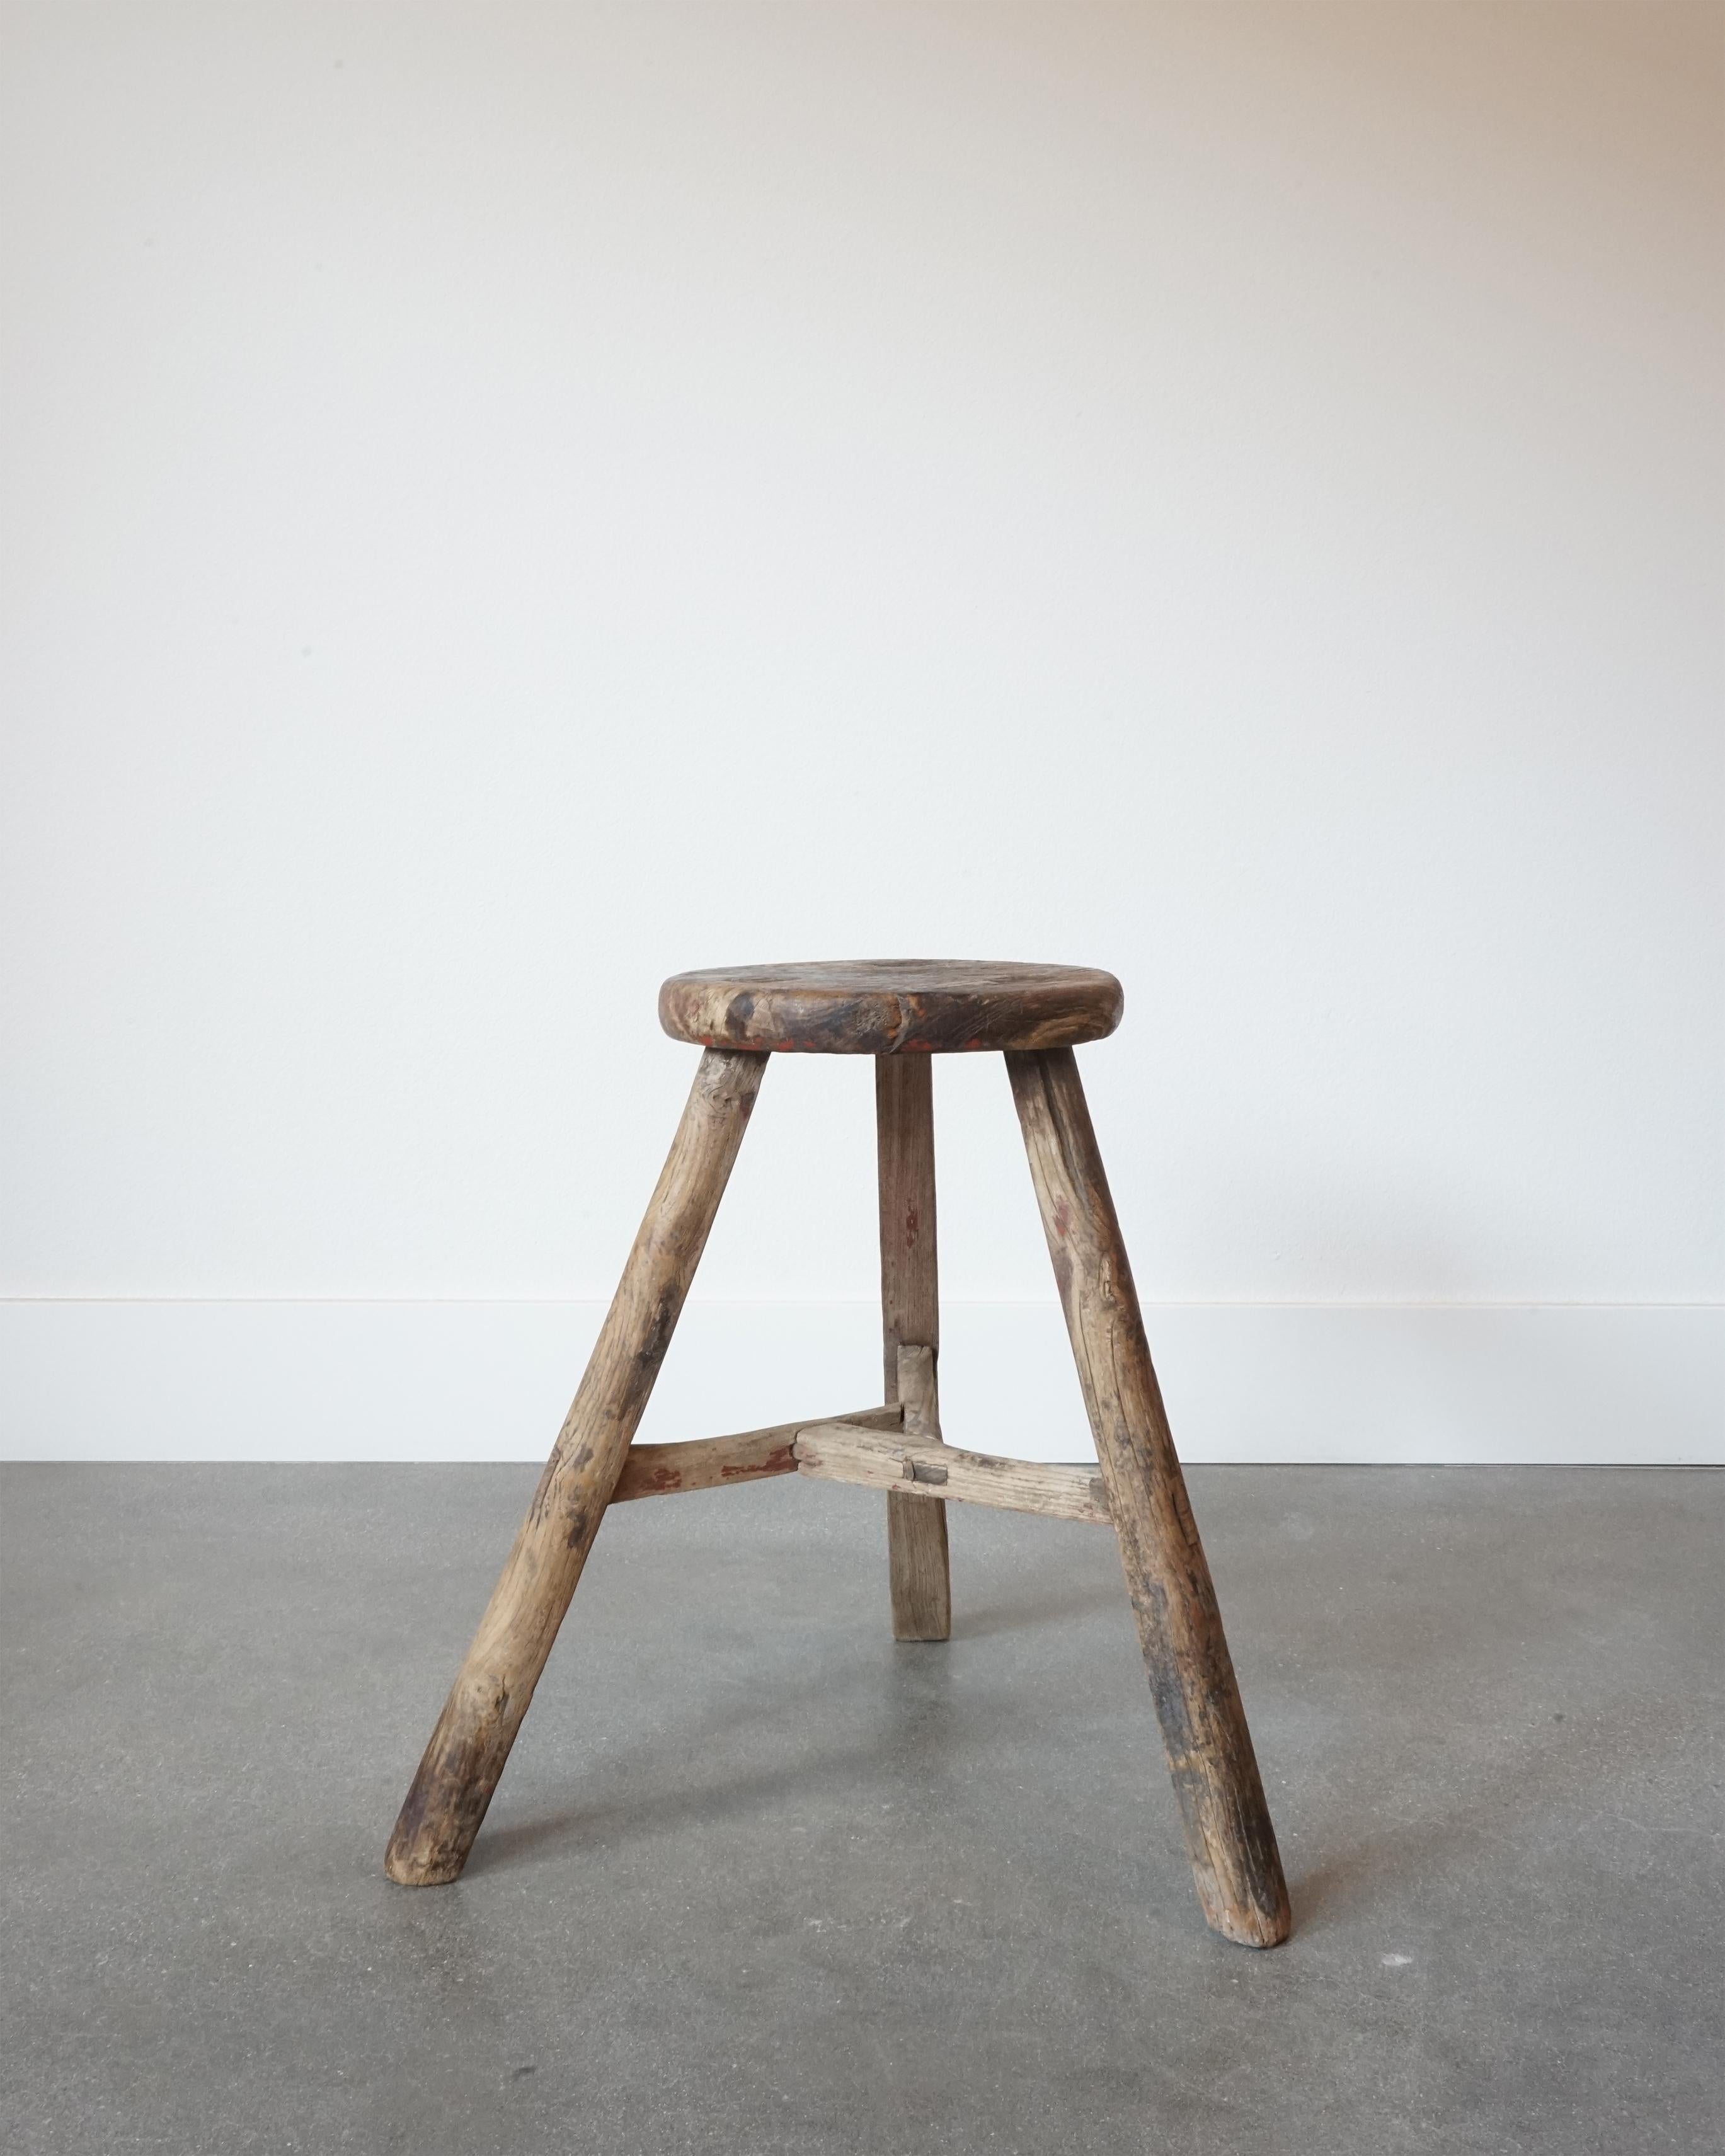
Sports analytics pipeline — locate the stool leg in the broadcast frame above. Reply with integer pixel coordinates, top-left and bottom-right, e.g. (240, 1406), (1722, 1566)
(877, 1055), (950, 1641)
(385, 1047), (767, 1886)
(1007, 1048), (1290, 1947)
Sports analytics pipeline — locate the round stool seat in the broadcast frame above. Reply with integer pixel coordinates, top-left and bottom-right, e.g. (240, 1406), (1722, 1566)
(658, 960), (1123, 1055)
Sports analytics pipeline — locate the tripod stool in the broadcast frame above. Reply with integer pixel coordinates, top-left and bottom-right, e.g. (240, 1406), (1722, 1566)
(385, 960), (1290, 1948)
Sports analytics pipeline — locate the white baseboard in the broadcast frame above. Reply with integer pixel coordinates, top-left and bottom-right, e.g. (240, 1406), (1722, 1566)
(1, 1299), (1717, 1464)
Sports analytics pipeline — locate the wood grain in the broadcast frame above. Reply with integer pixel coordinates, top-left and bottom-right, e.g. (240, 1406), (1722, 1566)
(660, 961), (1123, 1055)
(610, 1405), (902, 1502)
(796, 1419), (1113, 1526)
(1007, 1046), (1292, 1948)
(878, 1057), (950, 1641)
(384, 1047), (767, 1887)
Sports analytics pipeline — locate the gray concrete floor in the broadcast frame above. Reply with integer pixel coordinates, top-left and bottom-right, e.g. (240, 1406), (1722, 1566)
(3, 1465), (1719, 2156)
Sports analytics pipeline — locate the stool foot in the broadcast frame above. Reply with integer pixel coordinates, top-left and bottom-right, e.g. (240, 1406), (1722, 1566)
(384, 1048), (766, 1886)
(1007, 1048), (1291, 1947)
(878, 1057), (951, 1641)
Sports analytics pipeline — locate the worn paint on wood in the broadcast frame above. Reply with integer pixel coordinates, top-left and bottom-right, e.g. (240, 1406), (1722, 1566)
(878, 1058), (951, 1641)
(384, 1048), (766, 1888)
(796, 1419), (1113, 1527)
(660, 961), (1122, 1056)
(611, 1405), (902, 1502)
(1007, 1045), (1291, 1949)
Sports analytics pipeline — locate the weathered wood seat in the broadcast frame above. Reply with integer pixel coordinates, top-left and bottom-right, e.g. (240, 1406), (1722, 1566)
(385, 959), (1290, 1950)
(659, 960), (1123, 1055)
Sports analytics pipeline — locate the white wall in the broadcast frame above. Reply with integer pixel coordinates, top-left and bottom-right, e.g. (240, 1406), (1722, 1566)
(3, 1), (1719, 1462)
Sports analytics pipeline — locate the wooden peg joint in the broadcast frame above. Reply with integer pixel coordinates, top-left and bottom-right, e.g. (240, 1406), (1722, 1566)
(610, 1406), (902, 1503)
(794, 1420), (1113, 1527)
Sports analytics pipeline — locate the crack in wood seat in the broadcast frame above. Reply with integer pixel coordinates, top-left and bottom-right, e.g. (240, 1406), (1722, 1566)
(658, 960), (1123, 1055)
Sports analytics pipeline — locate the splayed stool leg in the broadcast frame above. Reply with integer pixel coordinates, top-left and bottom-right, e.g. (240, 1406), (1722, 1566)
(1007, 1046), (1290, 1947)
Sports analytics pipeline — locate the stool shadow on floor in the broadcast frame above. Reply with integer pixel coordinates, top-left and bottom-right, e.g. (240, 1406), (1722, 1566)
(946, 1539), (1125, 1641)
(1278, 1678), (1713, 1941)
(458, 1735), (906, 1881)
(450, 1589), (1133, 1881)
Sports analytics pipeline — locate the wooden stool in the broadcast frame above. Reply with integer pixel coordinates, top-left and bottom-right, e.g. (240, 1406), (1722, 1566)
(385, 961), (1290, 1947)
